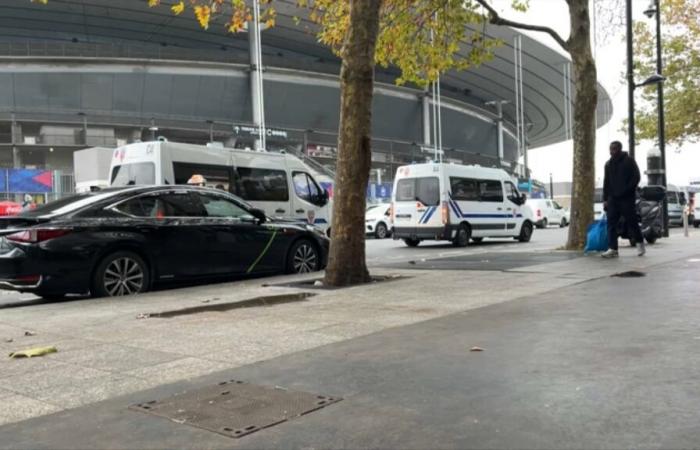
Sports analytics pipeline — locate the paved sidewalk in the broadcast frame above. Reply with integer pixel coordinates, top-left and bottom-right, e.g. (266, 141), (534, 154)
(0, 233), (699, 433)
(3, 243), (700, 448)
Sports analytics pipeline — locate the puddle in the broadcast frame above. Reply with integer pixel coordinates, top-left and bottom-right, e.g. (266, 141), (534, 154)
(611, 271), (646, 278)
(145, 292), (315, 318)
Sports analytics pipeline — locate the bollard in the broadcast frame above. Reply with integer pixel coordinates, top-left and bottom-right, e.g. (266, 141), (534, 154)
(683, 206), (690, 237)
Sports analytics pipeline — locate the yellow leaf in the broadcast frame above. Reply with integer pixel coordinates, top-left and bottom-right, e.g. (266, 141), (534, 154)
(171, 1), (184, 15)
(31, 0), (48, 4)
(265, 18), (275, 28)
(194, 5), (211, 30)
(148, 0), (159, 7)
(9, 346), (57, 358)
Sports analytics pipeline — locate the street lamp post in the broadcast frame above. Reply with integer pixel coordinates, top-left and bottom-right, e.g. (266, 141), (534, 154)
(644, 0), (669, 237)
(626, 0), (636, 160)
(550, 173), (554, 200)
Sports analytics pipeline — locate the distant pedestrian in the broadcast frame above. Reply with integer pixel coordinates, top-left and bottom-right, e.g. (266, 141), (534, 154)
(186, 174), (207, 187)
(21, 194), (34, 211)
(601, 141), (645, 258)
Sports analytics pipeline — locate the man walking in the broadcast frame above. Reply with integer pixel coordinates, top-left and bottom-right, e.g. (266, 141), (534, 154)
(602, 141), (645, 258)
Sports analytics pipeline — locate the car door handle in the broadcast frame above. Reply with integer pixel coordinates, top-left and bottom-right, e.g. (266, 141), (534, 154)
(497, 207), (503, 211)
(275, 209), (286, 213)
(506, 208), (512, 211)
(295, 209), (305, 214)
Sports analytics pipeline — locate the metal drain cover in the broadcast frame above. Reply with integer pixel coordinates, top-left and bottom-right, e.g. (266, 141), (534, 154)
(130, 380), (341, 438)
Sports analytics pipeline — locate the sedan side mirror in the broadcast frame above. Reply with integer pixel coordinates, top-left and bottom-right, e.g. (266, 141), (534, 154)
(521, 193), (527, 204)
(250, 208), (267, 223)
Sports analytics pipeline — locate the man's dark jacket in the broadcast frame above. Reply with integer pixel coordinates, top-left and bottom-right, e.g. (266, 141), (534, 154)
(603, 151), (640, 202)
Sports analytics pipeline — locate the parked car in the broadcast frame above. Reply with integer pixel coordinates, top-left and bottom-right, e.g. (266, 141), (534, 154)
(0, 186), (329, 299)
(391, 162), (533, 247)
(526, 198), (569, 228)
(365, 204), (392, 239)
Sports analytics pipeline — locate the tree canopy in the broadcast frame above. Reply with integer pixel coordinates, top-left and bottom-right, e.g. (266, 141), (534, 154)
(146, 0), (504, 87)
(634, 0), (700, 146)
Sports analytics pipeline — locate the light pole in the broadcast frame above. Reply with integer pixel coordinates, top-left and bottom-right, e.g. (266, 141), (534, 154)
(549, 173), (554, 200)
(626, 0), (635, 160)
(644, 0), (669, 237)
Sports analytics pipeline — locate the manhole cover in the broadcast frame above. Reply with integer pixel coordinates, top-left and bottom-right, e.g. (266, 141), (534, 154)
(129, 379), (341, 438)
(612, 271), (646, 278)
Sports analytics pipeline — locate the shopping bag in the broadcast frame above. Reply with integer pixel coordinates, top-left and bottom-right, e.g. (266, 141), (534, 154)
(584, 216), (609, 253)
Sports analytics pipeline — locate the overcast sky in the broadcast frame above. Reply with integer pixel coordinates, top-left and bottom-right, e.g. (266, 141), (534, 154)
(490, 0), (698, 186)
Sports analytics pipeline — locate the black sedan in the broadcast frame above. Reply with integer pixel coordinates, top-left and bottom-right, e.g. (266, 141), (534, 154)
(0, 186), (329, 299)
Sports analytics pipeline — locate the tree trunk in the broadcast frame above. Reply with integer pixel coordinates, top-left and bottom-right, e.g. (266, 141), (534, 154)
(565, 0), (597, 250)
(323, 0), (382, 286)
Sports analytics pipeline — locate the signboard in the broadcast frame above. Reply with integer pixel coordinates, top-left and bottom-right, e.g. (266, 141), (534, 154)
(232, 125), (288, 139)
(8, 169), (53, 193)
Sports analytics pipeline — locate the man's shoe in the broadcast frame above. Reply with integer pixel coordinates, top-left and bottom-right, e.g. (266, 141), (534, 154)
(601, 249), (619, 258)
(638, 240), (646, 256)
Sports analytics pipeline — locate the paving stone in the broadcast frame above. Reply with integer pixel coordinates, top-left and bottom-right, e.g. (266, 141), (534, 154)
(0, 394), (61, 426)
(30, 374), (153, 410)
(0, 363), (110, 396)
(56, 343), (181, 373)
(125, 357), (232, 385)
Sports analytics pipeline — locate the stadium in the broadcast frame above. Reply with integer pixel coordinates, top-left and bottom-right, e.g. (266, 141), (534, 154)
(0, 0), (612, 200)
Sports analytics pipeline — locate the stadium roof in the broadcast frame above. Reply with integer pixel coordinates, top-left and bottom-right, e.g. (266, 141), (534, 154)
(0, 0), (612, 149)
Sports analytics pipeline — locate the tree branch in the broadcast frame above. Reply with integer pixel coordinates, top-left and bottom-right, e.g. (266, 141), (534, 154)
(473, 0), (569, 52)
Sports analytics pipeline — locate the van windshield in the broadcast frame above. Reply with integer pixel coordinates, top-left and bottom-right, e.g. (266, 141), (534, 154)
(396, 177), (439, 206)
(111, 163), (156, 186)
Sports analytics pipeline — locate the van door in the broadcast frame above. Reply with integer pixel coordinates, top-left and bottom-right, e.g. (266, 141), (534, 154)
(232, 167), (290, 221)
(504, 181), (524, 234)
(291, 171), (329, 227)
(393, 176), (441, 235)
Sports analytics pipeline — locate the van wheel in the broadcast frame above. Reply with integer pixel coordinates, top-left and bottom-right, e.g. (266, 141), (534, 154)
(92, 251), (150, 298)
(518, 222), (533, 243)
(537, 218), (548, 229)
(375, 222), (389, 239)
(452, 224), (471, 247)
(645, 236), (657, 244)
(403, 238), (420, 247)
(560, 218), (567, 228)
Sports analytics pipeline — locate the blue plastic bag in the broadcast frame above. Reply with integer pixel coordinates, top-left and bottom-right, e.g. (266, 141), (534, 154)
(584, 217), (609, 253)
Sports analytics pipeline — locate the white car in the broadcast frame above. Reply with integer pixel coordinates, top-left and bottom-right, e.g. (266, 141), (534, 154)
(365, 204), (393, 239)
(526, 198), (569, 228)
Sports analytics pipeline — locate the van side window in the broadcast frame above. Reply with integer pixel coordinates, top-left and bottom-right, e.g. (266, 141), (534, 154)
(479, 180), (504, 202)
(293, 172), (321, 203)
(234, 168), (289, 202)
(504, 181), (520, 204)
(450, 177), (479, 201)
(173, 163), (234, 191)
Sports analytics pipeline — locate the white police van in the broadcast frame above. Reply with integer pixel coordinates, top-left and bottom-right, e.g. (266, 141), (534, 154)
(109, 141), (331, 232)
(391, 162), (534, 247)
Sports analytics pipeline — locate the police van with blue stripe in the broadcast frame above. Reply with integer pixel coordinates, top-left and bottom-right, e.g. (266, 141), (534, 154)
(109, 141), (331, 233)
(391, 163), (534, 247)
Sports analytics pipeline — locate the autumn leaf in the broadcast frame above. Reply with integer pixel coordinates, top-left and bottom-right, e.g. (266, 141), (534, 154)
(147, 0), (159, 7)
(171, 1), (184, 15)
(194, 5), (211, 29)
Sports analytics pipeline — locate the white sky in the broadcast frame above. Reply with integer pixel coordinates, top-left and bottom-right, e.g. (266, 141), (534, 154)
(490, 0), (698, 186)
